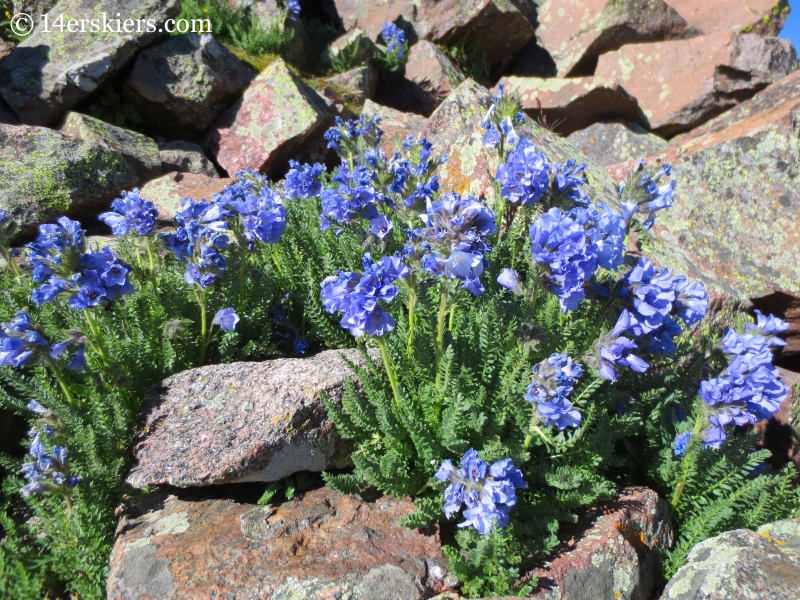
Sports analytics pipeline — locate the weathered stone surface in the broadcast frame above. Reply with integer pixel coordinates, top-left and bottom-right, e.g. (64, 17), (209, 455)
(505, 39), (558, 78)
(525, 487), (672, 600)
(567, 120), (669, 167)
(0, 40), (14, 61)
(498, 75), (648, 135)
(0, 124), (137, 239)
(139, 172), (231, 219)
(660, 519), (800, 599)
(331, 0), (534, 64)
(59, 112), (161, 183)
(0, 96), (19, 125)
(323, 28), (376, 66)
(0, 0), (180, 126)
(535, 0), (688, 77)
(422, 0), (536, 65)
(158, 140), (219, 178)
(123, 33), (255, 138)
(108, 486), (455, 600)
(594, 32), (799, 136)
(361, 99), (428, 157)
(423, 78), (620, 205)
(666, 0), (790, 36)
(125, 349), (374, 488)
(326, 66), (379, 106)
(373, 71), (441, 117)
(404, 40), (466, 108)
(757, 368), (800, 475)
(206, 58), (333, 177)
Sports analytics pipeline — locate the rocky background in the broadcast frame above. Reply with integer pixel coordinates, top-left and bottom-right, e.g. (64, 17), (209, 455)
(1, 0), (800, 598)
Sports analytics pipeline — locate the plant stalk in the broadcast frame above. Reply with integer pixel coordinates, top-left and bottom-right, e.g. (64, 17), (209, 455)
(377, 337), (401, 406)
(82, 309), (109, 364)
(670, 417), (706, 509)
(435, 284), (450, 387)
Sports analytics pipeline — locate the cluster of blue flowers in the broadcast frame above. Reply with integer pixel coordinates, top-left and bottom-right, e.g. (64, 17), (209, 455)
(284, 0), (300, 20)
(389, 135), (441, 212)
(618, 162), (675, 229)
(99, 189), (158, 237)
(495, 137), (550, 207)
(324, 114), (384, 159)
(699, 311), (789, 448)
(320, 165), (389, 236)
(25, 217), (134, 310)
(524, 353), (584, 430)
(22, 401), (80, 498)
(435, 449), (527, 534)
(209, 177), (287, 249)
(529, 202), (626, 312)
(321, 253), (409, 337)
(481, 83), (523, 150)
(284, 160), (324, 200)
(161, 198), (229, 289)
(598, 258), (708, 381)
(404, 193), (497, 296)
(381, 22), (406, 59)
(0, 311), (84, 370)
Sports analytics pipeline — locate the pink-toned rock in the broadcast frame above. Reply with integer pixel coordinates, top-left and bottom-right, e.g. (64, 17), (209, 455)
(330, 0), (534, 64)
(535, 0), (688, 77)
(422, 0), (535, 65)
(497, 75), (647, 135)
(139, 172), (232, 220)
(361, 99), (428, 157)
(205, 58), (333, 177)
(665, 0), (790, 36)
(125, 349), (372, 488)
(404, 41), (466, 108)
(594, 32), (799, 136)
(326, 66), (379, 106)
(0, 40), (14, 61)
(107, 487), (456, 599)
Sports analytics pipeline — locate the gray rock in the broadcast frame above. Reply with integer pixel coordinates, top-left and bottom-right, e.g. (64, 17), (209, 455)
(0, 124), (137, 240)
(59, 112), (161, 183)
(123, 33), (255, 138)
(567, 121), (668, 167)
(0, 0), (180, 126)
(326, 66), (379, 107)
(158, 140), (219, 178)
(660, 519), (800, 599)
(125, 349), (375, 488)
(107, 487), (455, 599)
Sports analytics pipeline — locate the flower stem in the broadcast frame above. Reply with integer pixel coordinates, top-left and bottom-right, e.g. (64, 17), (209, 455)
(406, 276), (417, 359)
(378, 337), (401, 406)
(198, 290), (208, 366)
(670, 417), (706, 509)
(523, 417), (554, 450)
(49, 361), (77, 408)
(82, 309), (109, 364)
(435, 284), (450, 387)
(0, 246), (21, 278)
(236, 242), (248, 313)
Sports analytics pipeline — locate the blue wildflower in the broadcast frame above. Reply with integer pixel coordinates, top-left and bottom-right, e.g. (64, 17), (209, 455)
(20, 443), (80, 498)
(673, 432), (692, 456)
(497, 268), (523, 295)
(381, 22), (406, 59)
(552, 159), (589, 204)
(495, 137), (549, 207)
(99, 189), (159, 237)
(674, 276), (709, 327)
(213, 307), (239, 332)
(0, 311), (82, 369)
(525, 353), (584, 430)
(284, 161), (324, 199)
(285, 0), (300, 20)
(435, 449), (527, 535)
(321, 253), (409, 338)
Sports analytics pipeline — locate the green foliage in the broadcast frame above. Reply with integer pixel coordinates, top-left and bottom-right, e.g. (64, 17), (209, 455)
(88, 86), (143, 130)
(257, 472), (318, 504)
(329, 36), (363, 73)
(444, 43), (491, 86)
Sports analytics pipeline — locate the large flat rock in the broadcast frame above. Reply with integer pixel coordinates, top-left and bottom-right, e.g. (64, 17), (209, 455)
(567, 120), (668, 167)
(107, 487), (455, 599)
(125, 350), (371, 488)
(139, 171), (231, 220)
(665, 0), (790, 36)
(535, 0), (688, 77)
(0, 124), (137, 240)
(660, 519), (800, 600)
(594, 32), (799, 136)
(0, 0), (180, 126)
